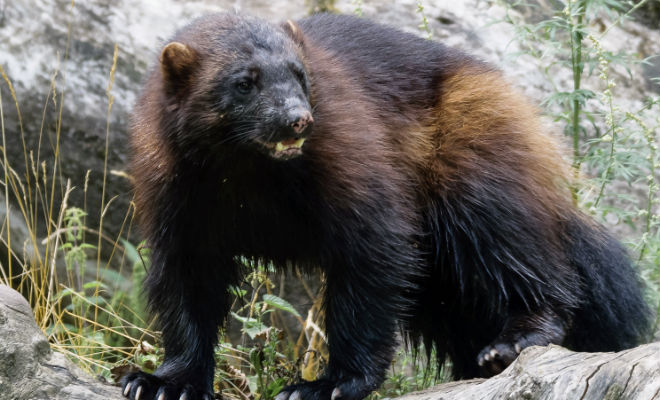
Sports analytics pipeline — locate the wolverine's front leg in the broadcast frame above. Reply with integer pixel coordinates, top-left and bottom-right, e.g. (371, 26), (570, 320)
(121, 249), (239, 400)
(276, 267), (398, 400)
(277, 228), (420, 400)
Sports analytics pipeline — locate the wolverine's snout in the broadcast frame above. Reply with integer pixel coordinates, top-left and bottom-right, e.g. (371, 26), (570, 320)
(289, 110), (314, 136)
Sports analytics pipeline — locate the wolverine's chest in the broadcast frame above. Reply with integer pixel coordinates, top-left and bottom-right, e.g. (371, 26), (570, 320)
(207, 164), (322, 262)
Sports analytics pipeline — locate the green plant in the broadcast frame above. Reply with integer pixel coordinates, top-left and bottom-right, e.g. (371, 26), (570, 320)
(416, 0), (433, 39)
(353, 0), (364, 16)
(367, 349), (451, 399)
(212, 261), (327, 400)
(498, 0), (660, 327)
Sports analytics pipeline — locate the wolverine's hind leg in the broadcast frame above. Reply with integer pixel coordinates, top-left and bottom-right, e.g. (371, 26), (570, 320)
(476, 308), (567, 376)
(426, 185), (580, 378)
(424, 65), (581, 378)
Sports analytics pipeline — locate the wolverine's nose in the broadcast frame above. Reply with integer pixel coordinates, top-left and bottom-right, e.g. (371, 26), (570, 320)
(289, 110), (314, 136)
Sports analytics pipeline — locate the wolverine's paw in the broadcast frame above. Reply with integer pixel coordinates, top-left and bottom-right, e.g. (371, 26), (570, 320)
(476, 341), (520, 376)
(477, 330), (555, 377)
(121, 371), (213, 400)
(275, 377), (376, 400)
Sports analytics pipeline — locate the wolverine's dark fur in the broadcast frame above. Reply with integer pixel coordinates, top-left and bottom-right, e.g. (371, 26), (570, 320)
(122, 13), (651, 400)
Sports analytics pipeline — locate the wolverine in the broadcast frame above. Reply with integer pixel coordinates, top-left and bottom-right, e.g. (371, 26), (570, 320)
(121, 12), (651, 400)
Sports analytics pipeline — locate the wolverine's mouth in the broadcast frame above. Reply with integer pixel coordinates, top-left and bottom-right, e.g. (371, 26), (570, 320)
(260, 137), (306, 160)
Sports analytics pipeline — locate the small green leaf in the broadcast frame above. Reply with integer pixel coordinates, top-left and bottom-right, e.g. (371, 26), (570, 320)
(231, 312), (269, 339)
(267, 378), (287, 397)
(121, 239), (142, 265)
(262, 294), (300, 317)
(228, 285), (247, 297)
(83, 280), (108, 291)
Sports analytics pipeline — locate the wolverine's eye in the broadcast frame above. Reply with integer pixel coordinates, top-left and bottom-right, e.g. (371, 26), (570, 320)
(236, 80), (254, 94)
(293, 68), (305, 83)
(291, 66), (307, 92)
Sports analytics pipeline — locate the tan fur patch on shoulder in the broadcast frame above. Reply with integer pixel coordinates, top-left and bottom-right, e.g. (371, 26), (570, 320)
(427, 66), (572, 216)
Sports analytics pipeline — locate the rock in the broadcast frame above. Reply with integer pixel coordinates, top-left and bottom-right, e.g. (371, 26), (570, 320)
(0, 284), (122, 400)
(633, 0), (660, 29)
(0, 191), (32, 269)
(395, 343), (660, 400)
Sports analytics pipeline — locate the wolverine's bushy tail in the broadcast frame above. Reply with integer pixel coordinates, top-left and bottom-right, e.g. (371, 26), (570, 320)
(563, 212), (652, 351)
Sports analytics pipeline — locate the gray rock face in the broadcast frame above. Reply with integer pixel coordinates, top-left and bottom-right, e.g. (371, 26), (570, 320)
(0, 284), (122, 400)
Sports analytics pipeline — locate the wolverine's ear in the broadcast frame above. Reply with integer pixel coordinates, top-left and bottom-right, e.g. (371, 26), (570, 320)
(160, 42), (199, 95)
(281, 19), (305, 46)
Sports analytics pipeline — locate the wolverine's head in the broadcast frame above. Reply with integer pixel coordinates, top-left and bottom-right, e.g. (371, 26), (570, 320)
(155, 13), (313, 161)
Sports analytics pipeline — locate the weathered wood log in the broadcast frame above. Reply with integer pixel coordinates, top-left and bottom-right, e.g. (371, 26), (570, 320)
(395, 342), (660, 400)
